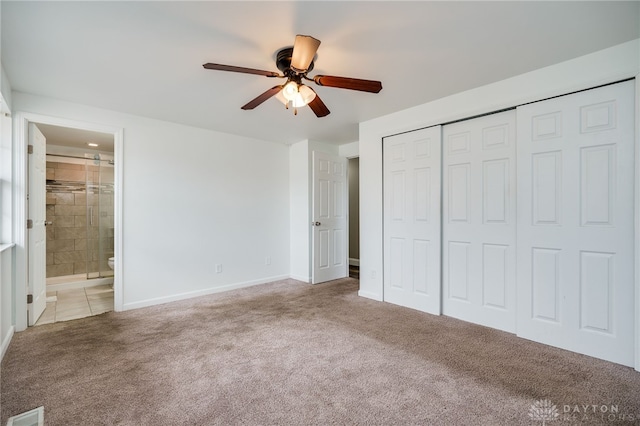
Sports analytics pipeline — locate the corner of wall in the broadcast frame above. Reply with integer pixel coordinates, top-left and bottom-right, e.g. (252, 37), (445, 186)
(339, 141), (359, 158)
(1, 325), (14, 361)
(1, 65), (13, 111)
(308, 140), (339, 156)
(289, 140), (311, 280)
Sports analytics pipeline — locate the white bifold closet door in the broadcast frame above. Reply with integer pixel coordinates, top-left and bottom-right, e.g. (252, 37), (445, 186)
(516, 80), (635, 367)
(442, 111), (517, 332)
(383, 126), (442, 314)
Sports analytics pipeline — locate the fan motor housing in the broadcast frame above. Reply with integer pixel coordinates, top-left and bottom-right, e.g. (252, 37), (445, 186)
(276, 47), (314, 74)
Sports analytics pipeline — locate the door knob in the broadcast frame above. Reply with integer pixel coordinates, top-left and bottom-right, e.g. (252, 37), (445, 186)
(44, 221), (53, 226)
(312, 221), (321, 226)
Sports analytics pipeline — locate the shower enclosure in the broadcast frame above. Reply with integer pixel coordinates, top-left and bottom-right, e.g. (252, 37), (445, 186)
(46, 154), (114, 284)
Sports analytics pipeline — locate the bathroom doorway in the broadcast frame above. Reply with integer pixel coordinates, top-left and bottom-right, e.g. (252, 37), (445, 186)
(32, 123), (115, 325)
(348, 157), (359, 279)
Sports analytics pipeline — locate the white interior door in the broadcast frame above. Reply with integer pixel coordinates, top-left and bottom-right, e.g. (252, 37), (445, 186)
(312, 151), (347, 284)
(28, 123), (47, 326)
(442, 111), (517, 332)
(516, 80), (635, 367)
(383, 126), (442, 314)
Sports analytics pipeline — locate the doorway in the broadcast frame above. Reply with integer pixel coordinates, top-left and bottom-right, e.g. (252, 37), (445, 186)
(33, 123), (116, 325)
(14, 112), (123, 332)
(348, 157), (360, 279)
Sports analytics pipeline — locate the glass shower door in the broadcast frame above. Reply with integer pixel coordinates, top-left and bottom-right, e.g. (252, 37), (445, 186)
(85, 156), (114, 279)
(86, 158), (99, 279)
(98, 159), (114, 278)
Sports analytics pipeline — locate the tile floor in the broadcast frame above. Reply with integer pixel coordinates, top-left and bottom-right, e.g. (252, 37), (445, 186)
(35, 285), (114, 326)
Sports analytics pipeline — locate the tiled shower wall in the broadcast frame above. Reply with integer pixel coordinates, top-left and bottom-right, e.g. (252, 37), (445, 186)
(46, 159), (114, 278)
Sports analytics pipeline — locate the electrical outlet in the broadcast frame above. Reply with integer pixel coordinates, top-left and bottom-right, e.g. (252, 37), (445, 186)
(215, 264), (222, 273)
(265, 256), (271, 265)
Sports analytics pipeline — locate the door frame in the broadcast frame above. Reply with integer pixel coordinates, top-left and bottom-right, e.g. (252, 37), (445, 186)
(347, 155), (360, 269)
(634, 75), (640, 371)
(13, 112), (124, 332)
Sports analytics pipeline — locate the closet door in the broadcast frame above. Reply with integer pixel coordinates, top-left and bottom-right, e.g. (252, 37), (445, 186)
(383, 126), (441, 314)
(442, 111), (517, 332)
(516, 80), (635, 367)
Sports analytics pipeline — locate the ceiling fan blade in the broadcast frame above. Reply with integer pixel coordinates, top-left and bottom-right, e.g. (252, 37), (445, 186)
(313, 75), (382, 93)
(241, 86), (284, 110)
(308, 92), (330, 118)
(290, 35), (321, 73)
(203, 63), (280, 78)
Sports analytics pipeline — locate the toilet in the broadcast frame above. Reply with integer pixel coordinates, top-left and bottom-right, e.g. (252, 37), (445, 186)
(108, 257), (115, 270)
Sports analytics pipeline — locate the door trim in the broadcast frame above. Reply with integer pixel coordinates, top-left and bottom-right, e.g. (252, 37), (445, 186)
(13, 112), (124, 331)
(635, 73), (640, 372)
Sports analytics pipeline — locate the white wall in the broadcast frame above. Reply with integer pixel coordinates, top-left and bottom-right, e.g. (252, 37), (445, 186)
(289, 140), (310, 281)
(339, 141), (359, 159)
(358, 39), (640, 302)
(0, 3), (15, 356)
(1, 66), (11, 112)
(13, 92), (291, 310)
(0, 104), (14, 359)
(0, 1), (12, 110)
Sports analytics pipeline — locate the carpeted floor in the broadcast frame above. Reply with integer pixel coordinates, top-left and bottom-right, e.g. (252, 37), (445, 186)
(2, 278), (639, 425)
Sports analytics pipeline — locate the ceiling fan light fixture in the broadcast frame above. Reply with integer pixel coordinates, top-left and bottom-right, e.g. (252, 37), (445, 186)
(203, 33), (381, 118)
(282, 81), (300, 102)
(278, 82), (316, 109)
(294, 85), (316, 107)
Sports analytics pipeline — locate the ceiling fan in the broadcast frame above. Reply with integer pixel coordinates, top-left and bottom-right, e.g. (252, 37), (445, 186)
(203, 35), (383, 117)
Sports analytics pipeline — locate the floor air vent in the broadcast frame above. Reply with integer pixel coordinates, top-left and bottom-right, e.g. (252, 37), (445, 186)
(6, 406), (44, 426)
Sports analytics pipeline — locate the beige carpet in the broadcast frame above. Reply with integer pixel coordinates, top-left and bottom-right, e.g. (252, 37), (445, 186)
(2, 278), (639, 425)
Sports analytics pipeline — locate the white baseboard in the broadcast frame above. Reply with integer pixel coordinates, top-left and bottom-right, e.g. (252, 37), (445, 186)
(1, 325), (15, 361)
(358, 289), (383, 301)
(289, 274), (311, 283)
(349, 258), (360, 267)
(121, 274), (290, 311)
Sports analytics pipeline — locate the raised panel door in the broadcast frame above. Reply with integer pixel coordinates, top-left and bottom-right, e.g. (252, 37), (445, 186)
(383, 126), (442, 314)
(442, 110), (517, 332)
(312, 152), (347, 284)
(516, 80), (635, 366)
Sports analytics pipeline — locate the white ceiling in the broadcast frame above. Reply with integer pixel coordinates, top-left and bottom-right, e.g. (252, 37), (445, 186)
(36, 123), (114, 152)
(2, 1), (638, 146)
